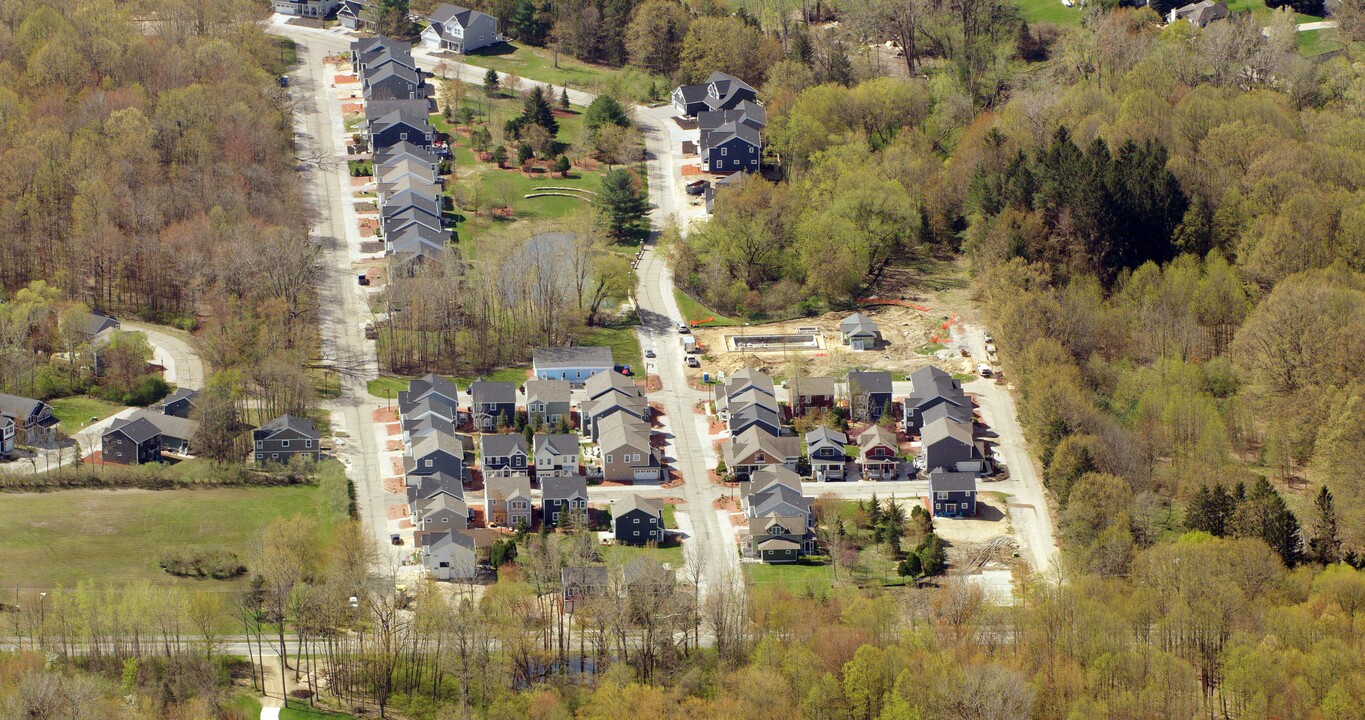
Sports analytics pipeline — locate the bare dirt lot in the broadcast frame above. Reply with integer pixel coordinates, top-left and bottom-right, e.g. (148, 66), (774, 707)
(692, 305), (980, 379)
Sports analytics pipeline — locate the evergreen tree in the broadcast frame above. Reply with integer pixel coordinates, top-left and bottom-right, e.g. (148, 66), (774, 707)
(555, 155), (571, 177)
(521, 85), (558, 135)
(560, 87), (571, 111)
(1187, 483), (1234, 537)
(916, 534), (946, 575)
(866, 492), (883, 529)
(1231, 477), (1302, 567)
(584, 95), (631, 131)
(491, 145), (507, 167)
(595, 168), (648, 240)
(518, 143), (534, 165)
(483, 68), (500, 96)
(790, 29), (813, 65)
(1311, 485), (1343, 564)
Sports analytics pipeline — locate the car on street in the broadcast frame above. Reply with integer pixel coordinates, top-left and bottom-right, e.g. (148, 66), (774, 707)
(645, 348), (656, 358)
(978, 363), (993, 378)
(686, 356), (700, 368)
(677, 323), (690, 334)
(390, 533), (403, 546)
(358, 274), (370, 286)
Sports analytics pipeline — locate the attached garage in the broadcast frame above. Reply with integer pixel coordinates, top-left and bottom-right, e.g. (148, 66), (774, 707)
(634, 468), (661, 481)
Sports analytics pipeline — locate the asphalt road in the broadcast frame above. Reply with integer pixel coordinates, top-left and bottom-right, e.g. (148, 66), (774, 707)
(121, 320), (205, 390)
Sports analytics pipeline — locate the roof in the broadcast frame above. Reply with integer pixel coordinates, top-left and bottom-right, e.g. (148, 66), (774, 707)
(756, 536), (801, 551)
(726, 426), (800, 464)
(840, 312), (879, 336)
(0, 393), (46, 422)
(469, 380), (517, 405)
(534, 433), (578, 456)
(859, 424), (898, 452)
(408, 374), (459, 402)
(1174, 0), (1228, 22)
(485, 474), (532, 502)
(375, 141), (439, 167)
(480, 433), (527, 457)
(727, 387), (779, 412)
(616, 494), (662, 518)
(400, 395), (457, 421)
(597, 414), (654, 456)
(418, 492), (469, 518)
(848, 370), (893, 395)
(161, 387), (199, 407)
(366, 62), (424, 88)
(542, 475), (588, 501)
(106, 417), (161, 445)
(805, 425), (847, 448)
(729, 403), (781, 433)
(382, 207), (442, 235)
(378, 158), (440, 184)
(704, 71), (757, 109)
(258, 414), (319, 439)
(525, 379), (571, 406)
(701, 119), (761, 152)
(533, 346), (614, 370)
(128, 409), (198, 441)
(353, 36), (411, 57)
(586, 393), (649, 425)
(382, 191), (442, 219)
(406, 472), (464, 505)
(790, 376), (835, 398)
(73, 311), (119, 339)
(430, 3), (493, 28)
(674, 82), (708, 104)
(562, 566), (608, 589)
(717, 368), (776, 400)
(421, 528), (476, 553)
(585, 370), (639, 400)
(404, 415), (456, 439)
(922, 416), (973, 448)
(928, 468), (978, 493)
(413, 430), (466, 459)
(751, 494), (810, 520)
(922, 402), (973, 427)
(746, 465), (802, 494)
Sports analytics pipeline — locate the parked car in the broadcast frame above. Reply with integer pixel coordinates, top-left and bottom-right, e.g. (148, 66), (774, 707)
(686, 356), (700, 368)
(358, 274), (370, 286)
(279, 75), (290, 87)
(677, 323), (690, 334)
(978, 363), (993, 378)
(364, 324), (378, 340)
(390, 533), (403, 545)
(645, 348), (656, 359)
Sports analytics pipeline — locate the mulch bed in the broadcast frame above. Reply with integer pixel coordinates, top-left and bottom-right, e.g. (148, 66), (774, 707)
(708, 419), (726, 435)
(661, 469), (684, 489)
(398, 519), (414, 529)
(386, 440), (404, 452)
(334, 74), (358, 84)
(383, 477), (405, 494)
(598, 479), (635, 487)
(714, 497), (739, 512)
(390, 457), (404, 476)
(385, 422), (401, 437)
(372, 407), (398, 423)
(386, 504), (410, 519)
(342, 102), (363, 114)
(681, 164), (704, 176)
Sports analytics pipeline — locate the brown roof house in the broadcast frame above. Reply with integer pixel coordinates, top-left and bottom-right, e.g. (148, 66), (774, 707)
(598, 414), (660, 482)
(723, 426), (800, 481)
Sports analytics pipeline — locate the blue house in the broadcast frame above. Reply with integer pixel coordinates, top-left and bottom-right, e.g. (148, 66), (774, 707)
(699, 101), (765, 175)
(928, 469), (978, 518)
(532, 346), (614, 385)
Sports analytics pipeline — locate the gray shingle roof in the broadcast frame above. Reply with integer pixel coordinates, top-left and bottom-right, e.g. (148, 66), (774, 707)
(534, 433), (578, 456)
(430, 3), (492, 28)
(128, 409), (198, 441)
(470, 380), (517, 405)
(848, 371), (893, 395)
(805, 425), (846, 449)
(106, 417), (161, 445)
(542, 475), (588, 501)
(533, 346), (614, 370)
(928, 468), (978, 493)
(585, 370), (639, 400)
(258, 414), (319, 439)
(840, 312), (879, 336)
(480, 433), (527, 458)
(525, 379), (571, 406)
(616, 494), (661, 518)
(921, 416), (972, 447)
(858, 424), (898, 452)
(485, 474), (532, 502)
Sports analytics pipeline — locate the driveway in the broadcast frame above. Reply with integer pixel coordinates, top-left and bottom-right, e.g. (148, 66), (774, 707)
(121, 321), (205, 390)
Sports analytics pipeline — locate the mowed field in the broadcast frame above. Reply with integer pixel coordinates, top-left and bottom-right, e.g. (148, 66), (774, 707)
(0, 485), (341, 589)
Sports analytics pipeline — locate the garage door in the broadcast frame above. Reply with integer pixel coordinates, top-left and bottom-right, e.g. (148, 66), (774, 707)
(634, 468), (660, 481)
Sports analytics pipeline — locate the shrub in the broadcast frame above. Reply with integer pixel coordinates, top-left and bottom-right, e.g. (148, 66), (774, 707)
(158, 546), (246, 579)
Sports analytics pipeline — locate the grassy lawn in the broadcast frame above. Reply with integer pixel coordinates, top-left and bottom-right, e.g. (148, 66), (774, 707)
(0, 485), (345, 590)
(1011, 0), (1083, 25)
(674, 289), (741, 327)
(47, 395), (124, 430)
(1298, 27), (1345, 56)
(1223, 0), (1320, 23)
(746, 557), (835, 592)
(662, 503), (677, 529)
(454, 42), (666, 101)
(578, 323), (643, 374)
(602, 541), (684, 566)
(454, 366), (532, 388)
(366, 375), (410, 399)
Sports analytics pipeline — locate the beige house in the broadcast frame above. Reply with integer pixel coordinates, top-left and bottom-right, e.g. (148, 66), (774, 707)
(723, 426), (800, 481)
(484, 474), (533, 528)
(598, 414), (660, 482)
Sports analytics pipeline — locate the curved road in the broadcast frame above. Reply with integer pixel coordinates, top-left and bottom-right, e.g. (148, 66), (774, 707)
(121, 320), (206, 390)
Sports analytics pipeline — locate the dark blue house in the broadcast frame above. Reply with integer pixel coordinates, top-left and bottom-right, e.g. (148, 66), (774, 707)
(699, 101), (765, 175)
(928, 469), (978, 518)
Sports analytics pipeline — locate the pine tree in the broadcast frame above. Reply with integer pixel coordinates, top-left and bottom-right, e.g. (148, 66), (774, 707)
(560, 87), (570, 111)
(595, 168), (648, 240)
(521, 85), (559, 135)
(1311, 485), (1343, 564)
(866, 493), (883, 529)
(491, 145), (507, 167)
(790, 29), (813, 65)
(1231, 477), (1302, 567)
(555, 155), (571, 177)
(483, 68), (500, 96)
(518, 143), (534, 165)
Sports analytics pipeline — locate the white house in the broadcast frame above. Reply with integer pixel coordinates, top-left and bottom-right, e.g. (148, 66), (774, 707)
(421, 4), (502, 54)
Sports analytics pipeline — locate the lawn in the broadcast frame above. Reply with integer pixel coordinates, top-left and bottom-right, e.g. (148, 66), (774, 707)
(578, 323), (643, 375)
(674, 289), (741, 327)
(454, 42), (666, 101)
(1297, 27), (1345, 57)
(602, 541), (685, 566)
(47, 395), (124, 430)
(0, 485), (346, 589)
(1223, 0), (1320, 23)
(234, 695), (356, 720)
(366, 375), (411, 400)
(662, 503), (677, 529)
(1011, 0), (1083, 25)
(746, 558), (835, 592)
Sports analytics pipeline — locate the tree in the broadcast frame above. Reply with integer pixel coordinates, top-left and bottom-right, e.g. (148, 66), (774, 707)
(369, 0), (414, 38)
(1231, 477), (1302, 567)
(596, 169), (648, 241)
(520, 85), (559, 135)
(1187, 483), (1235, 537)
(589, 123), (644, 167)
(440, 76), (468, 120)
(584, 95), (631, 132)
(626, 0), (691, 75)
(1311, 485), (1343, 564)
(517, 143), (534, 165)
(555, 155), (571, 177)
(679, 16), (778, 84)
(483, 68), (501, 95)
(492, 145), (508, 167)
(560, 87), (570, 110)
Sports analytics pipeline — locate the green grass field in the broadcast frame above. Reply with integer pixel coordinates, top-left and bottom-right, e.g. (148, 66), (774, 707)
(674, 289), (741, 327)
(47, 395), (124, 430)
(662, 503), (677, 529)
(746, 558), (835, 592)
(1012, 0), (1083, 25)
(457, 42), (666, 101)
(1297, 27), (1345, 56)
(0, 485), (345, 589)
(602, 541), (684, 566)
(577, 323), (643, 374)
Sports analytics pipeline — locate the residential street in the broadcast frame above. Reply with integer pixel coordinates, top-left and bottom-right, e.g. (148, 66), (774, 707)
(121, 321), (205, 391)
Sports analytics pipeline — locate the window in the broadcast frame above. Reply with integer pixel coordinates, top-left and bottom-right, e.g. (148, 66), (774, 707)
(256, 453), (263, 460)
(553, 512), (560, 522)
(272, 453), (279, 459)
(755, 453), (765, 462)
(633, 518), (639, 524)
(282, 440), (290, 448)
(605, 454), (613, 463)
(935, 503), (941, 510)
(305, 440), (312, 449)
(721, 147), (728, 156)
(255, 441), (263, 449)
(442, 517), (449, 523)
(400, 132), (408, 140)
(946, 504), (956, 513)
(425, 459), (433, 467)
(935, 492), (947, 500)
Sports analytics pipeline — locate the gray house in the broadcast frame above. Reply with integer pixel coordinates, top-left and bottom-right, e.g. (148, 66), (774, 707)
(480, 433), (529, 478)
(0, 416), (14, 459)
(485, 474), (534, 528)
(533, 346), (615, 384)
(422, 3), (503, 54)
(406, 471), (464, 513)
(469, 380), (517, 431)
(375, 141), (441, 175)
(920, 416), (987, 475)
(101, 417), (162, 466)
(613, 494), (664, 546)
(252, 415), (321, 465)
(723, 426), (800, 481)
(128, 409), (198, 456)
(903, 365), (970, 433)
(672, 71), (757, 117)
(366, 104), (435, 150)
(1169, 0), (1229, 26)
(337, 0), (369, 29)
(839, 313), (880, 350)
(159, 388), (199, 419)
(524, 379), (571, 427)
(364, 63), (429, 102)
(699, 101), (765, 174)
(405, 432), (466, 481)
(533, 433), (579, 478)
(351, 36), (412, 74)
(928, 469), (978, 518)
(542, 476), (589, 528)
(421, 529), (478, 580)
(399, 374), (460, 415)
(848, 371), (894, 423)
(742, 467), (815, 563)
(414, 492), (470, 533)
(805, 426), (847, 481)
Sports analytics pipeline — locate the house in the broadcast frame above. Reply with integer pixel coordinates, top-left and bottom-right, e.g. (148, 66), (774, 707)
(727, 400), (782, 437)
(337, 0), (369, 30)
(582, 392), (648, 442)
(699, 101), (765, 174)
(0, 393), (57, 445)
(839, 313), (880, 350)
(704, 169), (747, 214)
(363, 63), (429, 102)
(400, 396), (459, 430)
(469, 380), (517, 431)
(723, 426), (800, 481)
(406, 471), (464, 512)
(903, 366), (970, 433)
(561, 566), (608, 613)
(920, 416), (987, 474)
(101, 417), (162, 466)
(405, 432), (467, 481)
(738, 465), (803, 503)
(375, 141), (441, 176)
(398, 374), (460, 416)
(420, 529), (478, 580)
(381, 191), (443, 222)
(366, 106), (435, 150)
(272, 0), (340, 19)
(672, 71), (757, 117)
(389, 240), (448, 274)
(598, 414), (660, 482)
(404, 416), (458, 446)
(351, 36), (411, 74)
(713, 368), (776, 418)
(672, 81), (709, 117)
(422, 3), (503, 54)
(480, 433), (529, 478)
(1169, 0), (1228, 26)
(524, 380), (571, 427)
(613, 494), (664, 546)
(158, 388), (199, 419)
(381, 206), (444, 238)
(360, 48), (419, 78)
(743, 468), (815, 563)
(787, 376), (836, 418)
(414, 492), (470, 533)
(533, 347), (615, 385)
(386, 225), (449, 260)
(848, 371), (894, 423)
(377, 173), (442, 207)
(0, 416), (14, 459)
(928, 469), (978, 518)
(485, 474), (533, 528)
(585, 368), (640, 401)
(128, 409), (198, 456)
(857, 425), (900, 481)
(542, 476), (589, 528)
(71, 311), (120, 344)
(252, 415), (321, 465)
(533, 433), (579, 478)
(805, 426), (848, 482)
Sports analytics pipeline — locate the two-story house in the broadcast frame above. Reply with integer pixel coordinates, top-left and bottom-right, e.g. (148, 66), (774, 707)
(742, 466), (815, 563)
(405, 432), (466, 481)
(921, 416), (988, 475)
(272, 0), (340, 19)
(0, 393), (57, 445)
(420, 529), (478, 580)
(541, 476), (589, 528)
(533, 433), (579, 478)
(0, 416), (14, 459)
(363, 63), (428, 103)
(671, 71), (757, 117)
(485, 474), (533, 528)
(723, 426), (800, 481)
(848, 371), (894, 423)
(480, 434), (529, 479)
(421, 4), (503, 54)
(903, 365), (972, 434)
(414, 492), (470, 533)
(158, 388), (199, 419)
(101, 417), (162, 466)
(613, 494), (663, 546)
(598, 414), (660, 482)
(928, 468), (978, 518)
(787, 376), (835, 419)
(469, 380), (517, 432)
(857, 425), (900, 481)
(252, 415), (320, 465)
(805, 426), (848, 481)
(524, 379), (571, 427)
